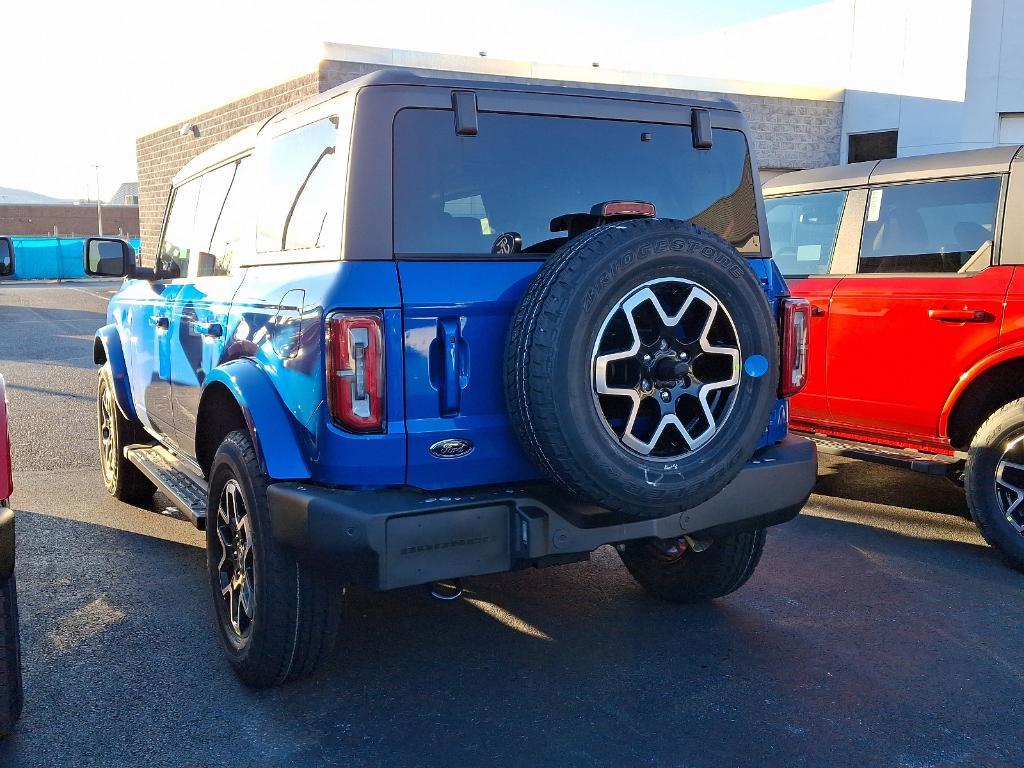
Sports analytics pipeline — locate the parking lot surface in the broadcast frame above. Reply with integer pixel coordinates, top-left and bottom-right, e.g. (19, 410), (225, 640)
(0, 279), (1021, 768)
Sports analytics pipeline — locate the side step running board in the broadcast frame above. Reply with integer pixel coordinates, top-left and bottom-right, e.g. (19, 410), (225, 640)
(799, 432), (962, 477)
(125, 444), (208, 529)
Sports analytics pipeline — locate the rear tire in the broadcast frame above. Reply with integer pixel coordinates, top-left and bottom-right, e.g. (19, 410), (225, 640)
(0, 573), (23, 738)
(97, 364), (154, 507)
(964, 398), (1024, 572)
(206, 430), (343, 688)
(619, 529), (766, 603)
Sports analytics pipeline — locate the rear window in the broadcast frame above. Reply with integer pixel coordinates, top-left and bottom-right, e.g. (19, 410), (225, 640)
(393, 109), (760, 257)
(765, 190), (847, 277)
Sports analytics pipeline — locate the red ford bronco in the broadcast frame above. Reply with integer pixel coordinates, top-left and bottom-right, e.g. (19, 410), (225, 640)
(0, 373), (22, 735)
(764, 146), (1024, 571)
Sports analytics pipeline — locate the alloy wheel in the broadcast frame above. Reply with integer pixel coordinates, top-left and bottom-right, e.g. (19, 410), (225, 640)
(99, 383), (117, 484)
(994, 434), (1024, 535)
(216, 479), (255, 638)
(592, 277), (741, 460)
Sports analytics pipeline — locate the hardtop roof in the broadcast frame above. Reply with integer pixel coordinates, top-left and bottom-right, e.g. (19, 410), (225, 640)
(173, 68), (741, 185)
(763, 145), (1024, 197)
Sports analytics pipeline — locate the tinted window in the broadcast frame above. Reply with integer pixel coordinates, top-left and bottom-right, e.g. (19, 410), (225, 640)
(199, 158), (252, 276)
(859, 177), (1001, 273)
(394, 110), (760, 256)
(190, 162), (236, 277)
(0, 239), (12, 277)
(257, 117), (338, 252)
(158, 179), (200, 279)
(765, 191), (847, 276)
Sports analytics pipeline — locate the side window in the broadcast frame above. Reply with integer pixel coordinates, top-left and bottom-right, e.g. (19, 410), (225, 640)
(257, 117), (339, 252)
(157, 180), (200, 279)
(190, 163), (236, 277)
(764, 191), (847, 277)
(199, 158), (252, 277)
(859, 177), (1001, 274)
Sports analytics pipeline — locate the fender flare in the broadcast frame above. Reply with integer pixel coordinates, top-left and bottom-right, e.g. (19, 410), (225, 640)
(201, 360), (311, 480)
(940, 341), (1024, 436)
(93, 324), (138, 422)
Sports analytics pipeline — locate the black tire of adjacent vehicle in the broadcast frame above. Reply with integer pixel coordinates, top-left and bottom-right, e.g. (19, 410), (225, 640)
(206, 430), (343, 688)
(504, 219), (779, 518)
(97, 364), (155, 507)
(964, 397), (1024, 572)
(619, 529), (767, 603)
(0, 574), (23, 738)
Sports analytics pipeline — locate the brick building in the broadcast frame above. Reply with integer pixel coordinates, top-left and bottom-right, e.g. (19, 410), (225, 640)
(0, 203), (139, 238)
(136, 43), (845, 259)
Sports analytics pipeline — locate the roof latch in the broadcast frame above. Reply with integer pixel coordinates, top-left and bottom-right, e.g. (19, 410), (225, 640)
(452, 90), (479, 136)
(691, 108), (713, 149)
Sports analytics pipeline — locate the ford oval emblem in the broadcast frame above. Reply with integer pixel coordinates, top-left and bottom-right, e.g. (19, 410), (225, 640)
(430, 438), (475, 459)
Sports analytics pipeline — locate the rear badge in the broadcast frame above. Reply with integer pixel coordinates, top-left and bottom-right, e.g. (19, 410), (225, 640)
(430, 438), (475, 459)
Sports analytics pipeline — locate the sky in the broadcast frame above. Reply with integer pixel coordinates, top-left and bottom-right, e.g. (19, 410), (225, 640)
(0, 0), (828, 202)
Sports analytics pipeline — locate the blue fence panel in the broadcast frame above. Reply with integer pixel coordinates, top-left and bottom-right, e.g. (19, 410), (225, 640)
(5, 237), (140, 280)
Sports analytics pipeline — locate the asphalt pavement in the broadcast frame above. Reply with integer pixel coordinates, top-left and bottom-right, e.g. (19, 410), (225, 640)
(0, 279), (1021, 768)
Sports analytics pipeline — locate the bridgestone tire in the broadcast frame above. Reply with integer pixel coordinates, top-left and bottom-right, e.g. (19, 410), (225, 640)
(97, 364), (155, 508)
(206, 430), (343, 688)
(620, 529), (766, 603)
(504, 219), (778, 518)
(0, 573), (23, 738)
(964, 398), (1024, 572)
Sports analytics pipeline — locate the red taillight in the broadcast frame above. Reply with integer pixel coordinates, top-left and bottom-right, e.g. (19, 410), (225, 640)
(327, 313), (384, 432)
(779, 298), (810, 397)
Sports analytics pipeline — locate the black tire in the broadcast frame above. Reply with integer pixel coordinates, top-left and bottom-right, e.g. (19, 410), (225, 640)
(0, 573), (23, 738)
(619, 529), (766, 603)
(206, 430), (343, 687)
(505, 219), (778, 518)
(97, 364), (155, 507)
(964, 397), (1024, 571)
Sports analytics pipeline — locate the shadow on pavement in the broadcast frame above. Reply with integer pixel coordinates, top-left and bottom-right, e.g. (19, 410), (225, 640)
(2, 502), (1022, 768)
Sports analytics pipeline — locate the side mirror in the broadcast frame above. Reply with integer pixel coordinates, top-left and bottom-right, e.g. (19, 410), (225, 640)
(84, 237), (133, 278)
(0, 237), (13, 278)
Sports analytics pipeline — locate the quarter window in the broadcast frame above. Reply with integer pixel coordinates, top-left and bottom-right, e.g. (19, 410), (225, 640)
(765, 191), (847, 277)
(859, 177), (1001, 274)
(257, 117), (339, 252)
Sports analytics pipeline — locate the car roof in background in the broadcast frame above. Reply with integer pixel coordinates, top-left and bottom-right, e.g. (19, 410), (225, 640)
(763, 145), (1024, 196)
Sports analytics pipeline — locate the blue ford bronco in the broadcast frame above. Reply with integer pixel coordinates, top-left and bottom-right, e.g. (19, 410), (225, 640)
(86, 70), (817, 687)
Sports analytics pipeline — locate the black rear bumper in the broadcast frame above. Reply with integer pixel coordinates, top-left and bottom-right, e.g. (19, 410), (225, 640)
(267, 435), (816, 590)
(0, 503), (13, 580)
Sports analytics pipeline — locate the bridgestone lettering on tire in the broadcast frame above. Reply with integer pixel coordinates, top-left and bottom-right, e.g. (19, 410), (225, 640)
(504, 219), (778, 518)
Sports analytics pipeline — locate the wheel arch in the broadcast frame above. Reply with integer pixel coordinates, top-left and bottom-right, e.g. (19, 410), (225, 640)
(93, 324), (137, 422)
(197, 360), (311, 481)
(944, 347), (1024, 449)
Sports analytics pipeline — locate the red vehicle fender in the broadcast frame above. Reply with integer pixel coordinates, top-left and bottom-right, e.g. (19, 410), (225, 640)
(0, 375), (11, 501)
(939, 341), (1024, 438)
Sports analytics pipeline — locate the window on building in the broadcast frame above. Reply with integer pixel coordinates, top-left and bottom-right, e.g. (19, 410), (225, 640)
(157, 179), (200, 279)
(848, 131), (898, 163)
(393, 110), (760, 256)
(198, 158), (252, 277)
(765, 190), (847, 277)
(257, 117), (339, 252)
(858, 177), (1001, 274)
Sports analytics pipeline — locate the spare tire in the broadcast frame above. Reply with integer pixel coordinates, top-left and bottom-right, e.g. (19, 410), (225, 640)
(504, 219), (778, 519)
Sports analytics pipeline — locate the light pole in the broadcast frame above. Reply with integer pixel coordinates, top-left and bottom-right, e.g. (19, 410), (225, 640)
(93, 164), (103, 236)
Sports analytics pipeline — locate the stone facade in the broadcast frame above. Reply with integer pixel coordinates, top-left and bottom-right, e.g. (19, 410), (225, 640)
(0, 204), (139, 238)
(136, 57), (843, 259)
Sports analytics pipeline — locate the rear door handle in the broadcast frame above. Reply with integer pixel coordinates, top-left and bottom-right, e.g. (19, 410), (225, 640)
(192, 321), (223, 338)
(150, 316), (169, 330)
(439, 318), (461, 416)
(928, 309), (994, 323)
